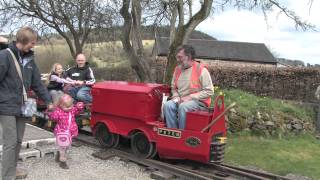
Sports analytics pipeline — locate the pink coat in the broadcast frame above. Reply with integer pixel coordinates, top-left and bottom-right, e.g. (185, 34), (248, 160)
(47, 102), (84, 138)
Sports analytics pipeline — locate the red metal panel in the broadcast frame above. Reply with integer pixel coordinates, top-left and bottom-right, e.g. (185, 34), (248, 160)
(185, 111), (211, 131)
(156, 128), (211, 163)
(91, 81), (169, 122)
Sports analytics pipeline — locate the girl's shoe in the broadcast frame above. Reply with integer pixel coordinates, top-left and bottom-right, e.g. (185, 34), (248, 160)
(59, 162), (69, 169)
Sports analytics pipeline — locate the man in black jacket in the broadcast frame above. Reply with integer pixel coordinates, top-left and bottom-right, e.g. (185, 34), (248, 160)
(0, 27), (53, 180)
(65, 53), (95, 103)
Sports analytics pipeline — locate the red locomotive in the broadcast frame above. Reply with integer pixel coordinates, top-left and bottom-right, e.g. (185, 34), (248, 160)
(90, 81), (227, 164)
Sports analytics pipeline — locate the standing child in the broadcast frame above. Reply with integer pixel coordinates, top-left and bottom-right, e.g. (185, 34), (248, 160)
(47, 94), (84, 169)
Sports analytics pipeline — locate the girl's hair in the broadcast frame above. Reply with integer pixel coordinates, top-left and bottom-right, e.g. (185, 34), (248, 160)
(46, 63), (63, 85)
(51, 63), (63, 74)
(59, 94), (74, 108)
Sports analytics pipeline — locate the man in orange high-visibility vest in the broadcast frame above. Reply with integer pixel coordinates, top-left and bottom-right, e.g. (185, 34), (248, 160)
(164, 45), (214, 129)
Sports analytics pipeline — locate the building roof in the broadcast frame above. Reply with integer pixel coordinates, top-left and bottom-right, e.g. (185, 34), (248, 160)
(155, 37), (277, 64)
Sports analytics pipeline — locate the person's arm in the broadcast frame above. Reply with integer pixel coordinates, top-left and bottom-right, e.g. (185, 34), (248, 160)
(72, 102), (84, 115)
(30, 61), (53, 106)
(84, 67), (95, 86)
(189, 68), (214, 100)
(50, 74), (75, 84)
(47, 109), (60, 122)
(171, 68), (179, 98)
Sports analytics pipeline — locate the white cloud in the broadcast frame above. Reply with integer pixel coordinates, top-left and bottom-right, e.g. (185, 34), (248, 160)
(197, 0), (320, 65)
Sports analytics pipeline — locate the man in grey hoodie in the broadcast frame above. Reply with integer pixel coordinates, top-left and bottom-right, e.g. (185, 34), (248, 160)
(0, 27), (54, 180)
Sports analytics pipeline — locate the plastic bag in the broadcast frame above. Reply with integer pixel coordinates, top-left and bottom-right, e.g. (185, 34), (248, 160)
(21, 98), (37, 117)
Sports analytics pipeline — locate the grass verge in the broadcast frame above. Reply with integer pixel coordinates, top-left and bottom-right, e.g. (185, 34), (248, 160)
(225, 133), (320, 179)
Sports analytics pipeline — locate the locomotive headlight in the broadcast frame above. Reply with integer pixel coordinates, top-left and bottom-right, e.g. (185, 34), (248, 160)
(217, 137), (227, 144)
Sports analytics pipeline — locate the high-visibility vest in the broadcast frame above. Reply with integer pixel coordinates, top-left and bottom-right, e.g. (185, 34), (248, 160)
(173, 61), (211, 107)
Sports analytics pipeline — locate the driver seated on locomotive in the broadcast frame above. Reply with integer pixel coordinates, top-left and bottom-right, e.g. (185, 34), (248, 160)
(64, 53), (95, 104)
(163, 45), (214, 130)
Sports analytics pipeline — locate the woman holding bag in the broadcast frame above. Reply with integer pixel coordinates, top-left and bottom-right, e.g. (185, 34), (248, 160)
(0, 27), (54, 180)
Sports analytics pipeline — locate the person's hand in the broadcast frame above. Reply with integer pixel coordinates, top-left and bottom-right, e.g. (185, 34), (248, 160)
(0, 36), (8, 44)
(76, 102), (84, 109)
(78, 80), (85, 85)
(47, 103), (54, 112)
(172, 97), (180, 103)
(180, 96), (192, 103)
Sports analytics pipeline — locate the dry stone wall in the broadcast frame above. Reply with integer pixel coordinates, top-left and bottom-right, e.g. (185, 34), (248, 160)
(209, 66), (320, 103)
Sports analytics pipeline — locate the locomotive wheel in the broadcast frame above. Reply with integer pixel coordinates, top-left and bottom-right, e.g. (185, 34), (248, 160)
(131, 132), (156, 159)
(95, 124), (119, 148)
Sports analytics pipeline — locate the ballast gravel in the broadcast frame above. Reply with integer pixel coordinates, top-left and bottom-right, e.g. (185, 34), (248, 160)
(2, 146), (152, 180)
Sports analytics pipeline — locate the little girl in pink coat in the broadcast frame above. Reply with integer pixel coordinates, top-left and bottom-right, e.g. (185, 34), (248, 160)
(47, 94), (84, 169)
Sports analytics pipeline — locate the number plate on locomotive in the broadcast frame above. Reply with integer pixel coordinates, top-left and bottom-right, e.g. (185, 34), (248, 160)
(158, 128), (181, 138)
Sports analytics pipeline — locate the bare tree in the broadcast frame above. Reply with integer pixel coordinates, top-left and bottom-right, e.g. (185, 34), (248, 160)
(0, 0), (116, 58)
(163, 0), (213, 84)
(120, 0), (153, 82)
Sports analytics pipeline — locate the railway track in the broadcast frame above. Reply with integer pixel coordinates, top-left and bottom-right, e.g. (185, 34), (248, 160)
(75, 129), (292, 180)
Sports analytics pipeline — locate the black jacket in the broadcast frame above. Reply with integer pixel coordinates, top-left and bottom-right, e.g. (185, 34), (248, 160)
(0, 42), (52, 116)
(47, 72), (64, 91)
(65, 62), (95, 86)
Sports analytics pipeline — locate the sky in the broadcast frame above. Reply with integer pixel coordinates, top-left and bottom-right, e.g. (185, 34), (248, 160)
(197, 1), (320, 65)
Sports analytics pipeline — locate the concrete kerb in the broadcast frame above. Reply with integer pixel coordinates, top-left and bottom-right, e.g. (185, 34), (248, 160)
(27, 138), (56, 148)
(19, 148), (41, 161)
(0, 138), (56, 161)
(35, 145), (58, 158)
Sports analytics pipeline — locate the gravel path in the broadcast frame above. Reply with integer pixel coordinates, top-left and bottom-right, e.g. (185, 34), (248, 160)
(2, 146), (152, 180)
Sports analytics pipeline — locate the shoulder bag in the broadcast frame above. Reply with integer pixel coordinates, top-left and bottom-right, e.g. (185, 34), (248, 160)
(56, 112), (73, 147)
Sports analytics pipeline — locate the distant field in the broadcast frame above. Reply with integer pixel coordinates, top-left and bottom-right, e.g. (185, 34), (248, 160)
(34, 40), (155, 73)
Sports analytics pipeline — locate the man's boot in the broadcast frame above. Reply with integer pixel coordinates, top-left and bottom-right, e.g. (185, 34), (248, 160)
(16, 167), (28, 179)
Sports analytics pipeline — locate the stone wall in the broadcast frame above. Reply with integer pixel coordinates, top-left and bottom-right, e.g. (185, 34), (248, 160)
(209, 66), (320, 103)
